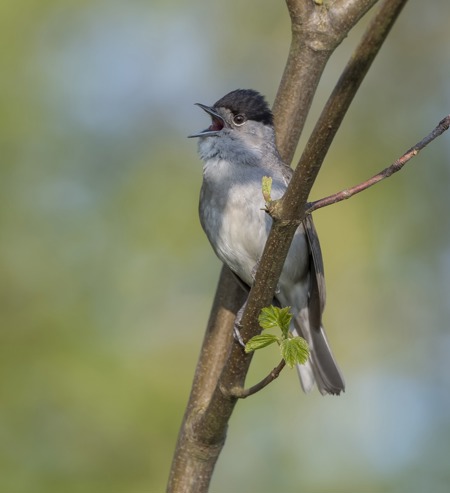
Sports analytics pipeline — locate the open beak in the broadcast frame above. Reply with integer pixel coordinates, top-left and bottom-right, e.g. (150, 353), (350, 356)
(188, 103), (226, 138)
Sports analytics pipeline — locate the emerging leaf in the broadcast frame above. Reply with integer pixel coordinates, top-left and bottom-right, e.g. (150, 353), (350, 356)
(258, 305), (280, 330)
(262, 176), (273, 203)
(275, 306), (293, 337)
(258, 305), (292, 332)
(245, 333), (279, 353)
(280, 337), (310, 368)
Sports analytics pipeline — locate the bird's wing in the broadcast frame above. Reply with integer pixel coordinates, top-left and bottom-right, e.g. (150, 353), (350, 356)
(303, 214), (326, 315)
(271, 162), (326, 313)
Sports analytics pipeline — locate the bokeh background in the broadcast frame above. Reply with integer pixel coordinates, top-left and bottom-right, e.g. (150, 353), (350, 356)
(1, 1), (450, 492)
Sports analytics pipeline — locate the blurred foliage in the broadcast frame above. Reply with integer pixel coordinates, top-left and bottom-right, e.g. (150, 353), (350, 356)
(0, 0), (450, 492)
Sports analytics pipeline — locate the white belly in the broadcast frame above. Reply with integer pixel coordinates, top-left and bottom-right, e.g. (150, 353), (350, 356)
(200, 178), (309, 289)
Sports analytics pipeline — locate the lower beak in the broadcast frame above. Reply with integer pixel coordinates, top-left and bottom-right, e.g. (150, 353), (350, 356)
(188, 103), (225, 138)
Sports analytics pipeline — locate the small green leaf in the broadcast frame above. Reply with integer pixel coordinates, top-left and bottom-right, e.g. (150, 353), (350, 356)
(280, 337), (310, 368)
(245, 333), (279, 353)
(258, 305), (279, 330)
(262, 176), (273, 203)
(276, 306), (293, 337)
(258, 305), (292, 332)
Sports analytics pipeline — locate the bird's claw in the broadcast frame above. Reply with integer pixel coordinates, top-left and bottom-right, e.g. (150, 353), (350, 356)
(233, 321), (246, 347)
(233, 302), (247, 348)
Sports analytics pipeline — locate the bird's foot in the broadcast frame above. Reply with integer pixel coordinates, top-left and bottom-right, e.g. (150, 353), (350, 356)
(233, 320), (246, 347)
(233, 302), (247, 348)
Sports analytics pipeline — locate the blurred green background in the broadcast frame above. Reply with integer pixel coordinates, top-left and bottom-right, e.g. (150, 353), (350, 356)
(1, 1), (450, 492)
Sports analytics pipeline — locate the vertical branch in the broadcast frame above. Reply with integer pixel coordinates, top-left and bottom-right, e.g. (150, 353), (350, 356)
(167, 267), (246, 493)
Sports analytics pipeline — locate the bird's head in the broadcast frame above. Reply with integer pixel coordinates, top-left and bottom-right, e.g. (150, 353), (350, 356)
(189, 89), (273, 138)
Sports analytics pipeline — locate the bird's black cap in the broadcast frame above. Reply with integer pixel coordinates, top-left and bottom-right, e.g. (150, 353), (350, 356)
(213, 89), (273, 126)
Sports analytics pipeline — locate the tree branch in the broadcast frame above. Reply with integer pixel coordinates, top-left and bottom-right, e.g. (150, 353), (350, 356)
(307, 115), (450, 213)
(227, 360), (287, 399)
(167, 267), (246, 493)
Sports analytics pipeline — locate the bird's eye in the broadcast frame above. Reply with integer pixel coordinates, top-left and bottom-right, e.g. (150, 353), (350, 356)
(233, 114), (246, 126)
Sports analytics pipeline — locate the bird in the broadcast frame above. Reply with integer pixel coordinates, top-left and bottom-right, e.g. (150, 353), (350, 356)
(189, 89), (345, 395)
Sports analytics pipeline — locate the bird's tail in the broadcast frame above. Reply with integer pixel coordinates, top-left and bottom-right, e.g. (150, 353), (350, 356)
(293, 313), (345, 396)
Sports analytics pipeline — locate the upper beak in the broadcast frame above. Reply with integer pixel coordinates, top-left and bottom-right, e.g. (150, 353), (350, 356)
(188, 103), (226, 138)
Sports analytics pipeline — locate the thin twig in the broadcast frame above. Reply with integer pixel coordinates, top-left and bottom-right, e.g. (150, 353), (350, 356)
(227, 360), (287, 399)
(307, 115), (450, 213)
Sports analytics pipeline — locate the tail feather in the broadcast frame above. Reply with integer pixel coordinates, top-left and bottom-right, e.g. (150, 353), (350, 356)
(296, 358), (315, 394)
(293, 317), (345, 396)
